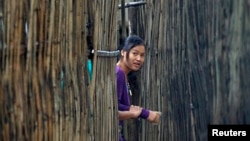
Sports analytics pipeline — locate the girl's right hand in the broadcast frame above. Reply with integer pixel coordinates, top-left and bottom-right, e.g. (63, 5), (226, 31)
(129, 105), (142, 118)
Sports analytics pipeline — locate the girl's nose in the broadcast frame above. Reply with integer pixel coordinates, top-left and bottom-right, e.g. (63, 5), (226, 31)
(136, 55), (141, 60)
(137, 55), (145, 62)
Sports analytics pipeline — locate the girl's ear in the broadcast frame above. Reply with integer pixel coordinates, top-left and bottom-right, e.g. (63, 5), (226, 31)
(121, 50), (125, 57)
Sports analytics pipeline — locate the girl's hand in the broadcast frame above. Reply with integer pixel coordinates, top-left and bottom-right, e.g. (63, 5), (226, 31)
(147, 110), (162, 124)
(129, 105), (142, 118)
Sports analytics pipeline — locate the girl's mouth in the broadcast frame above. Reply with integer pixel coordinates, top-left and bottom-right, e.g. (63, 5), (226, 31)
(134, 63), (141, 68)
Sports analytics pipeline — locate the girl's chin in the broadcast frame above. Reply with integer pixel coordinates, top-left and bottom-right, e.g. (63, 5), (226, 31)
(131, 66), (141, 71)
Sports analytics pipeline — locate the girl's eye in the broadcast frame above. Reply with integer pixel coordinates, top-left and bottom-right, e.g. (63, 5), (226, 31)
(132, 52), (138, 55)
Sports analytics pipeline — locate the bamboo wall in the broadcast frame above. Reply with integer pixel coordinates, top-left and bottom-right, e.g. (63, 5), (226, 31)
(0, 0), (118, 141)
(124, 0), (250, 141)
(89, 1), (119, 141)
(1, 0), (250, 141)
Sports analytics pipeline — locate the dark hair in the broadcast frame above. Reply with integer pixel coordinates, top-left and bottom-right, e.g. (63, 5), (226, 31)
(122, 35), (145, 51)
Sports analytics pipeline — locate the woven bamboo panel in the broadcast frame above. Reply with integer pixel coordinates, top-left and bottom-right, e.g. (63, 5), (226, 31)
(1, 0), (250, 141)
(125, 0), (250, 141)
(0, 0), (118, 141)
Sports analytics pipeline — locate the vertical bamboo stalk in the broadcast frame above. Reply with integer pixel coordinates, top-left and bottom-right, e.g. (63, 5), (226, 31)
(64, 0), (74, 140)
(13, 1), (24, 140)
(36, 0), (46, 140)
(72, 0), (84, 140)
(52, 0), (61, 140)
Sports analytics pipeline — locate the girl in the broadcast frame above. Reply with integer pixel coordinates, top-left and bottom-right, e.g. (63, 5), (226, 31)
(116, 35), (161, 141)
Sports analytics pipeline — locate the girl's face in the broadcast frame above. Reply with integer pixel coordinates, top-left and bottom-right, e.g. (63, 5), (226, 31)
(122, 45), (145, 72)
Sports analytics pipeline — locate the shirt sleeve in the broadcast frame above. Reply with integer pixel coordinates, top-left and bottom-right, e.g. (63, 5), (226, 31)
(139, 108), (150, 119)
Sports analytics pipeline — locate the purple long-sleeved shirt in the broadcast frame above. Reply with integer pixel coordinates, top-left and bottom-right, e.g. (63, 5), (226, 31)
(116, 65), (149, 125)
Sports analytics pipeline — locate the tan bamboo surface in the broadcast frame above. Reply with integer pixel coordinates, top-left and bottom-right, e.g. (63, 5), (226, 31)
(89, 1), (119, 141)
(1, 0), (250, 141)
(0, 0), (118, 141)
(124, 0), (250, 141)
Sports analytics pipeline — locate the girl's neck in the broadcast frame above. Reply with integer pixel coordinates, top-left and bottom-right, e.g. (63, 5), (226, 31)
(117, 60), (131, 75)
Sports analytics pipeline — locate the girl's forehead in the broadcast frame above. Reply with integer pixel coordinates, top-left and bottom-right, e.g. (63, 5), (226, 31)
(130, 45), (145, 52)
